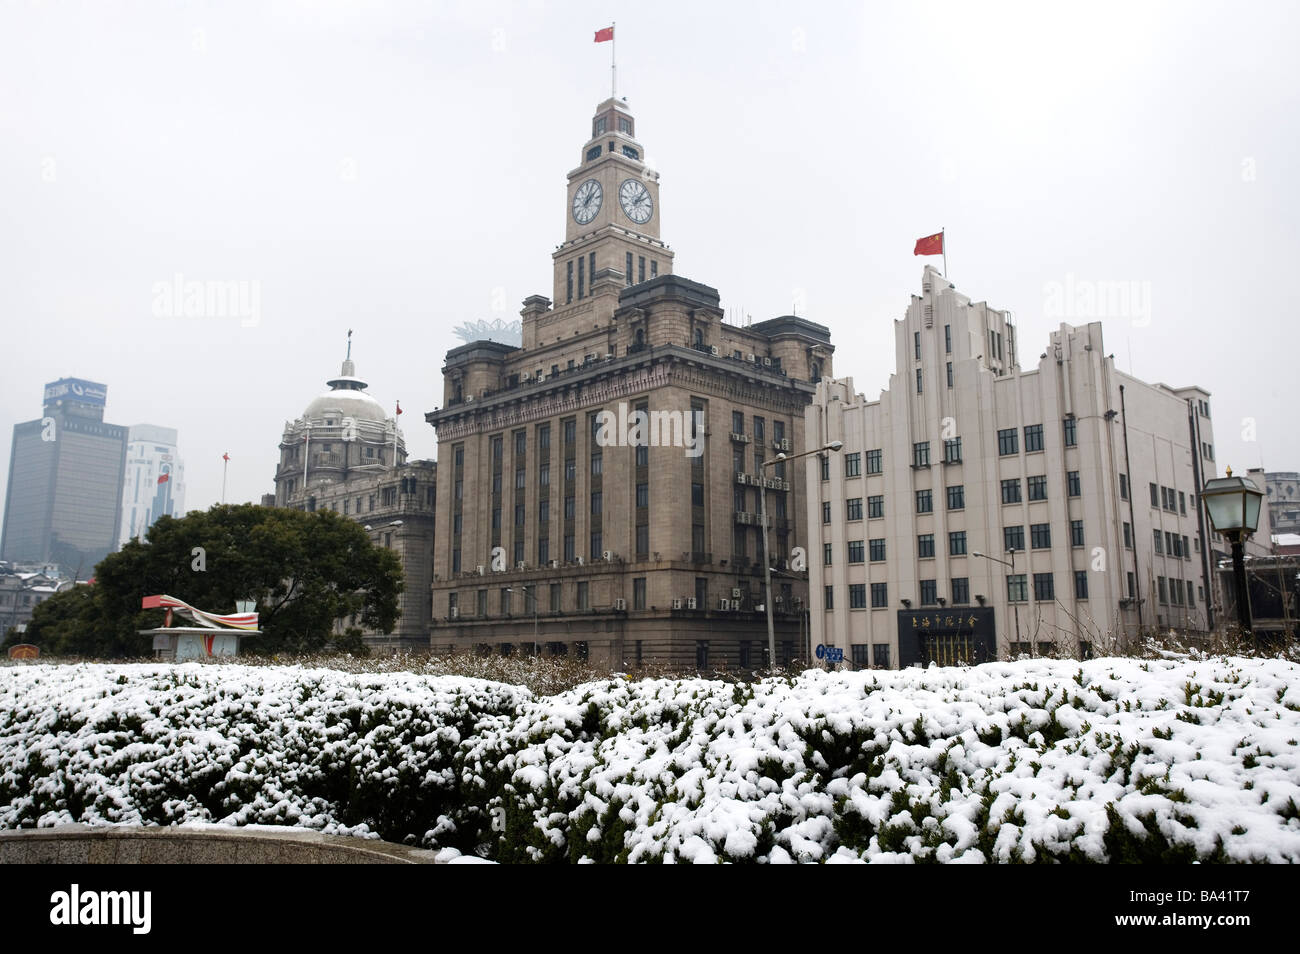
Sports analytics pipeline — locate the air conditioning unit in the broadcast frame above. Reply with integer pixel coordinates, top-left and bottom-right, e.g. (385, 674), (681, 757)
(603, 550), (614, 562)
(465, 395), (474, 402)
(576, 555), (585, 566)
(516, 561), (526, 570)
(537, 372), (546, 382)
(731, 587), (742, 599)
(614, 598), (627, 610)
(730, 599), (742, 611)
(774, 596), (784, 605)
(672, 598), (683, 610)
(746, 353), (757, 363)
(718, 598), (732, 611)
(551, 560), (560, 569)
(709, 345), (719, 356)
(605, 353), (614, 360)
(476, 565), (485, 576)
(778, 439), (791, 452)
(450, 607), (459, 619)
(762, 357), (772, 367)
(687, 597), (697, 609)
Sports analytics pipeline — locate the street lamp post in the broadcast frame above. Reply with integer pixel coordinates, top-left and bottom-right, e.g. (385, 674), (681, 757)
(972, 548), (1021, 650)
(1201, 467), (1264, 636)
(761, 440), (842, 670)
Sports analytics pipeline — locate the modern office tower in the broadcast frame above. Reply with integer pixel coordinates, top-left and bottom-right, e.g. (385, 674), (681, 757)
(118, 424), (185, 546)
(1, 378), (128, 578)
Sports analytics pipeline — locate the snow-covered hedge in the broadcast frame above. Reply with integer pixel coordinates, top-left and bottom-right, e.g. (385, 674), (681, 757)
(2, 658), (1298, 862)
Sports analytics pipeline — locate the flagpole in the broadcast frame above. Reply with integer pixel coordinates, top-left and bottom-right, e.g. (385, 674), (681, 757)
(392, 404), (399, 468)
(221, 454), (228, 504)
(611, 22), (617, 98)
(942, 227), (947, 278)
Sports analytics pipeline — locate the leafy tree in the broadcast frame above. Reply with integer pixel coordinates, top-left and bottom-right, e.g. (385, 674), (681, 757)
(5, 504), (403, 657)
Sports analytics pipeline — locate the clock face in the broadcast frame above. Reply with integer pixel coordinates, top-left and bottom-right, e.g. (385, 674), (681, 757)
(572, 179), (602, 225)
(619, 179), (653, 224)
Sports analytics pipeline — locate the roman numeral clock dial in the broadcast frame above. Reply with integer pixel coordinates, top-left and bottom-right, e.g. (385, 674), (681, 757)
(572, 179), (602, 225)
(619, 178), (653, 224)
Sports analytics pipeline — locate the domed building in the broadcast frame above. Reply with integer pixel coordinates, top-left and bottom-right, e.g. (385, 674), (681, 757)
(271, 346), (436, 652)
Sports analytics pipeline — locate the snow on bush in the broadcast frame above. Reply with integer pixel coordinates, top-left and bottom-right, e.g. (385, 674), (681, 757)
(1, 657), (1298, 862)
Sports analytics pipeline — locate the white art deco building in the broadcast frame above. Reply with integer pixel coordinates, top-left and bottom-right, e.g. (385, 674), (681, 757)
(806, 266), (1217, 668)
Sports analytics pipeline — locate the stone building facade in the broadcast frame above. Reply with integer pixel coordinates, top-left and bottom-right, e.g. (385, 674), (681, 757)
(426, 97), (834, 668)
(272, 354), (435, 652)
(807, 266), (1217, 667)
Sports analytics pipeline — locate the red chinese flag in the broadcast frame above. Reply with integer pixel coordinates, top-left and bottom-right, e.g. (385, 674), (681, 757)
(594, 26), (614, 43)
(914, 232), (944, 256)
(396, 401), (403, 416)
(157, 473), (169, 484)
(222, 452), (230, 462)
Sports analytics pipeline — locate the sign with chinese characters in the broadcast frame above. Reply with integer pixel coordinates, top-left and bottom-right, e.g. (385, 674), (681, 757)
(43, 377), (108, 407)
(896, 606), (997, 668)
(814, 644), (844, 664)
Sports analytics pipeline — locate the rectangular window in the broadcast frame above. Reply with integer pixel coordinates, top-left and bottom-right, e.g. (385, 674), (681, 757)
(852, 644), (869, 667)
(577, 581), (589, 610)
(944, 324), (952, 353)
(849, 584), (867, 609)
(914, 330), (921, 359)
(1179, 491), (1187, 515)
(691, 482), (703, 507)
(636, 483), (649, 508)
(1004, 525), (1025, 552)
(868, 538), (886, 562)
(824, 585), (834, 610)
(822, 501), (832, 523)
(823, 542), (833, 566)
(538, 538), (549, 565)
(1067, 471), (1081, 497)
(566, 261), (573, 303)
(516, 468), (526, 490)
(590, 531), (602, 558)
(1127, 572), (1136, 599)
(1033, 572), (1054, 601)
(1027, 475), (1048, 501)
(866, 449), (882, 474)
(873, 644), (890, 669)
(871, 582), (888, 608)
(920, 580), (938, 606)
(820, 455), (830, 481)
(1153, 529), (1162, 554)
(578, 255), (585, 299)
(1063, 418), (1077, 447)
(1075, 570), (1089, 599)
(846, 497), (863, 520)
(638, 256), (645, 283)
(589, 252), (595, 290)
(590, 492), (602, 515)
(1024, 424), (1044, 452)
(915, 489), (932, 514)
(1123, 522), (1133, 548)
(1001, 478), (1022, 504)
(951, 577), (969, 605)
(918, 534), (935, 558)
(1157, 577), (1168, 604)
(564, 534), (575, 562)
(998, 428), (1019, 456)
(844, 453), (861, 477)
(912, 442), (930, 467)
(947, 485), (965, 510)
(867, 495), (883, 518)
(1150, 482), (1159, 507)
(916, 368), (923, 393)
(949, 531), (967, 556)
(633, 578), (646, 610)
(515, 503), (525, 526)
(849, 540), (866, 563)
(539, 463), (550, 487)
(591, 455), (603, 475)
(549, 583), (561, 612)
(1030, 523), (1051, 549)
(1183, 535), (1190, 561)
(1119, 473), (1128, 500)
(564, 495), (575, 519)
(946, 361), (953, 388)
(1071, 519), (1085, 547)
(626, 252), (633, 286)
(650, 260), (657, 278)
(943, 437), (961, 463)
(563, 419), (576, 444)
(1007, 574), (1028, 603)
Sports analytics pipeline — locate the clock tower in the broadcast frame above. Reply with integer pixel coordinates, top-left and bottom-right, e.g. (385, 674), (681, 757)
(551, 97), (674, 312)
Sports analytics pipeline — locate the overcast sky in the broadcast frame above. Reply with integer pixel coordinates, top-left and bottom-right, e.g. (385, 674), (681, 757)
(3, 0), (1297, 514)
